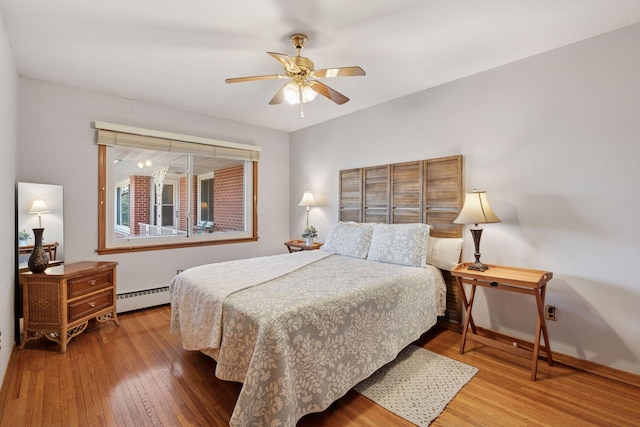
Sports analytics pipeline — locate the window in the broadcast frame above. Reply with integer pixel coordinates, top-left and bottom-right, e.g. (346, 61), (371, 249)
(116, 183), (129, 228)
(154, 182), (176, 228)
(96, 122), (260, 254)
(115, 181), (131, 239)
(198, 173), (214, 222)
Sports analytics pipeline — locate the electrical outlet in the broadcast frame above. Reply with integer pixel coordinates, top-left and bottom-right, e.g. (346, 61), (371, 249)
(545, 305), (557, 321)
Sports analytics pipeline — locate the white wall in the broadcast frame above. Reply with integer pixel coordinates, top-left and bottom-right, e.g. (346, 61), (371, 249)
(17, 78), (291, 296)
(0, 9), (18, 391)
(290, 24), (640, 375)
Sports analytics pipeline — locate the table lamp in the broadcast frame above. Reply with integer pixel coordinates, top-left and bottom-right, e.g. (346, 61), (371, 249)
(29, 198), (50, 228)
(454, 189), (501, 271)
(298, 191), (317, 228)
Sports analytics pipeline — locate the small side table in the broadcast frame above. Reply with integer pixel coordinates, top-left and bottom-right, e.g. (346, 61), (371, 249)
(285, 240), (323, 253)
(451, 263), (554, 381)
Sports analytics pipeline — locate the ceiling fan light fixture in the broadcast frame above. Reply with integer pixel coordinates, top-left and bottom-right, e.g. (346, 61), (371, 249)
(283, 82), (318, 105)
(302, 84), (318, 103)
(283, 82), (299, 104)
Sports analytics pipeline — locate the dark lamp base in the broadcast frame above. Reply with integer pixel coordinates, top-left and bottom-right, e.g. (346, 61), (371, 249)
(467, 261), (489, 271)
(467, 227), (489, 271)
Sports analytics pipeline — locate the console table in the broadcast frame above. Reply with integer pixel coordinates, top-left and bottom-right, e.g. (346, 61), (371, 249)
(19, 261), (119, 353)
(451, 263), (554, 381)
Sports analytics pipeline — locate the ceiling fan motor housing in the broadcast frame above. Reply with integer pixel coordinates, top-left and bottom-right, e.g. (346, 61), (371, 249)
(292, 56), (314, 74)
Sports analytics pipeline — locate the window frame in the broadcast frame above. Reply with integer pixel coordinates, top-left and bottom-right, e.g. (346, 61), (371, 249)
(96, 125), (259, 255)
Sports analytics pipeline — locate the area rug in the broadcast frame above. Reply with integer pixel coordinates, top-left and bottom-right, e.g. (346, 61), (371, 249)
(354, 345), (478, 426)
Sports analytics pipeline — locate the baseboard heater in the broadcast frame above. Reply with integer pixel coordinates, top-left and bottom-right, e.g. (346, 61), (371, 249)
(116, 286), (170, 313)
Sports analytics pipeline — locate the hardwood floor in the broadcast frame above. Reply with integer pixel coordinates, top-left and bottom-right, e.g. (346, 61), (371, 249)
(1, 305), (638, 426)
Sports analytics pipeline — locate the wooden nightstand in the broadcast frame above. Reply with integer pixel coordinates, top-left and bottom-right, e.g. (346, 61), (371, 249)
(451, 263), (554, 381)
(284, 240), (323, 253)
(19, 261), (119, 353)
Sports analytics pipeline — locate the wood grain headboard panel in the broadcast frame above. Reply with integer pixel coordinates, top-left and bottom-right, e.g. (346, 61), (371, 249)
(338, 154), (464, 331)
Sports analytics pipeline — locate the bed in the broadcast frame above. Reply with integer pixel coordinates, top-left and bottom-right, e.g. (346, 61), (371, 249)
(170, 222), (464, 426)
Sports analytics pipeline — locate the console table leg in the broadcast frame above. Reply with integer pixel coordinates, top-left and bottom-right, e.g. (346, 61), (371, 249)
(539, 286), (554, 367)
(459, 283), (477, 354)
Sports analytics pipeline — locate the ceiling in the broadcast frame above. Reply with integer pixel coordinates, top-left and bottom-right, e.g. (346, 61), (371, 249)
(2, 1), (640, 133)
(112, 146), (241, 182)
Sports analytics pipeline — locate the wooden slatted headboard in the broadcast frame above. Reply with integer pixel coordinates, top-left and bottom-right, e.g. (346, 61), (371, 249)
(338, 155), (464, 331)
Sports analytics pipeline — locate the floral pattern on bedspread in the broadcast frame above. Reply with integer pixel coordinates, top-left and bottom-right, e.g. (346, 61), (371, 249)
(192, 255), (443, 427)
(169, 250), (331, 350)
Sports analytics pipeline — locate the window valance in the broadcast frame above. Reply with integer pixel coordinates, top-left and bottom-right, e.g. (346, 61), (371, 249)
(94, 121), (261, 162)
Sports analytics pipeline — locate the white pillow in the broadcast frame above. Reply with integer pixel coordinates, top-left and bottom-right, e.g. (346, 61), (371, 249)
(427, 236), (464, 270)
(321, 222), (374, 259)
(367, 223), (431, 267)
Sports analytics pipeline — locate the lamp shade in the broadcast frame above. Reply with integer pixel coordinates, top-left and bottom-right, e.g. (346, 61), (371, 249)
(454, 190), (501, 225)
(298, 191), (317, 207)
(29, 198), (50, 214)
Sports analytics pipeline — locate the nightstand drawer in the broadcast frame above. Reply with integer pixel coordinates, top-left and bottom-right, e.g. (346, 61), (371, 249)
(68, 290), (113, 322)
(68, 270), (113, 298)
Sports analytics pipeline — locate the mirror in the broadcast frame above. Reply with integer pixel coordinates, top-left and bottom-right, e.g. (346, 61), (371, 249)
(17, 182), (64, 270)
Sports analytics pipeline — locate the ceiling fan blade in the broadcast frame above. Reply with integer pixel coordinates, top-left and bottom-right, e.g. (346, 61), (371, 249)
(267, 52), (301, 73)
(314, 66), (366, 78)
(225, 74), (285, 84)
(308, 81), (349, 105)
(269, 83), (289, 105)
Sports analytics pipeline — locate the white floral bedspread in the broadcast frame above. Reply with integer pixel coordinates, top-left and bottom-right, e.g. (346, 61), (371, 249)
(170, 253), (445, 427)
(169, 250), (331, 350)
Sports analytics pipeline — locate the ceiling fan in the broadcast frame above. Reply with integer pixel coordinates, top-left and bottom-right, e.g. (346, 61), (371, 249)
(226, 34), (365, 115)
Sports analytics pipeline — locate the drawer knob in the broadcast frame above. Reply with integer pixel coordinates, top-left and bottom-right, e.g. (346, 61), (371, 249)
(89, 280), (97, 286)
(88, 302), (96, 308)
